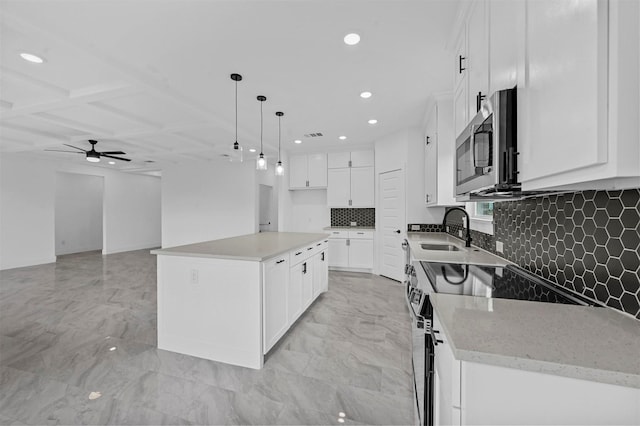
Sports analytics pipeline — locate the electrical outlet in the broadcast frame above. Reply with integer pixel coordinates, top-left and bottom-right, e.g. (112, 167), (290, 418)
(458, 230), (463, 238)
(350, 221), (357, 226)
(411, 224), (421, 231)
(190, 269), (199, 284)
(496, 241), (504, 254)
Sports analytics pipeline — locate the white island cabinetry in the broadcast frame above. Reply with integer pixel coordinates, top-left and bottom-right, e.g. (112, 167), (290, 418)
(153, 232), (329, 369)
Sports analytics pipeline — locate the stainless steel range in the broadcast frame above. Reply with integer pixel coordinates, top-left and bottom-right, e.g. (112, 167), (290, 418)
(405, 259), (601, 426)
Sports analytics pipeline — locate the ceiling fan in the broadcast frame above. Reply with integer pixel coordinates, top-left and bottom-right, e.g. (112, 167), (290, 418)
(45, 140), (131, 163)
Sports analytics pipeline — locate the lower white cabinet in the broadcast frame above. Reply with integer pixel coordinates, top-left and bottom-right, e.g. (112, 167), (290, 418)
(432, 309), (640, 426)
(263, 255), (289, 353)
(263, 239), (328, 354)
(327, 230), (374, 271)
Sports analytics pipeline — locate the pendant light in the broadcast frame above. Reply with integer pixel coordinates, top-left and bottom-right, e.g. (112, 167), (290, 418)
(256, 95), (267, 170)
(275, 112), (284, 176)
(231, 73), (242, 152)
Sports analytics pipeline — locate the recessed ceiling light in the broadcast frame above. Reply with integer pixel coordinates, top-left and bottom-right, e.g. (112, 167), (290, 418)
(360, 91), (372, 99)
(249, 148), (256, 153)
(108, 161), (116, 165)
(339, 136), (347, 140)
(294, 140), (302, 144)
(343, 33), (360, 46)
(368, 119), (378, 125)
(19, 52), (44, 63)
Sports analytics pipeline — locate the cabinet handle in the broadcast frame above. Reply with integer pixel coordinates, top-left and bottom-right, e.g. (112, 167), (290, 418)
(302, 262), (307, 274)
(276, 259), (285, 264)
(321, 252), (325, 261)
(349, 199), (352, 206)
(316, 243), (321, 246)
(357, 232), (364, 235)
(348, 160), (352, 167)
(476, 91), (486, 112)
(295, 251), (302, 256)
(425, 135), (430, 145)
(459, 55), (466, 73)
(307, 247), (313, 251)
(426, 194), (430, 203)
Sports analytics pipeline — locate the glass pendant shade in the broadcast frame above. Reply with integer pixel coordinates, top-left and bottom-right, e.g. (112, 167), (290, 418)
(257, 153), (267, 170)
(275, 160), (284, 176)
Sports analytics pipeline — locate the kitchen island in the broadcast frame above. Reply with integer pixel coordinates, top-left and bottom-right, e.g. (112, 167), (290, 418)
(151, 232), (329, 369)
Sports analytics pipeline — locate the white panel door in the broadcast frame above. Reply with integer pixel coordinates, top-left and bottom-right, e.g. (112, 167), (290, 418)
(328, 151), (351, 168)
(328, 238), (349, 267)
(348, 239), (374, 269)
(350, 166), (374, 207)
(379, 169), (405, 282)
(263, 256), (289, 353)
(350, 150), (375, 168)
(327, 168), (351, 207)
(289, 155), (308, 189)
(307, 153), (327, 188)
(288, 262), (303, 323)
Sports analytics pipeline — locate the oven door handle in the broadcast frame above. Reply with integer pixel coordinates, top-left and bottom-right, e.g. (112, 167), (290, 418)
(404, 280), (424, 323)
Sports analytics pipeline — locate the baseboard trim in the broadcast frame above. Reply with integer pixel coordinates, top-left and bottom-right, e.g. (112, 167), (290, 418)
(0, 256), (57, 271)
(102, 241), (161, 255)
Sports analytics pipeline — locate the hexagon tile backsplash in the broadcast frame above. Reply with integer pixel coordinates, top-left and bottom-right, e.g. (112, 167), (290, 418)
(417, 189), (640, 319)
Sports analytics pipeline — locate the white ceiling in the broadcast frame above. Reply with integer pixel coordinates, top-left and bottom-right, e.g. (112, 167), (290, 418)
(0, 0), (459, 172)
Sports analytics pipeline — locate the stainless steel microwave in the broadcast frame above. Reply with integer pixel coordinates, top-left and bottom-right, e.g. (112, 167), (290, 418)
(455, 88), (520, 201)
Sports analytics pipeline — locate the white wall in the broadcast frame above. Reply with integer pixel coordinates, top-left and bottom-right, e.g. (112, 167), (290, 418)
(289, 190), (330, 232)
(0, 153), (161, 270)
(55, 172), (103, 255)
(161, 160), (257, 247)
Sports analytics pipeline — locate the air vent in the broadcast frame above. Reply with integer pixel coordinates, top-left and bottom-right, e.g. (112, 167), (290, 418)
(304, 132), (324, 138)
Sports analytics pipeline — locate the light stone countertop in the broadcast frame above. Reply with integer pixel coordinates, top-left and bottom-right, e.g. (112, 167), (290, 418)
(430, 292), (640, 389)
(408, 232), (510, 266)
(151, 232), (329, 262)
(323, 226), (376, 230)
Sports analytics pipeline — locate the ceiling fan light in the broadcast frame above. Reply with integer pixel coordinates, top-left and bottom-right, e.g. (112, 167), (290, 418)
(256, 153), (267, 170)
(275, 161), (284, 176)
(86, 155), (100, 163)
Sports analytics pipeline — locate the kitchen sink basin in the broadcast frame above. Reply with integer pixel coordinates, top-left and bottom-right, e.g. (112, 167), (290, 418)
(420, 243), (461, 252)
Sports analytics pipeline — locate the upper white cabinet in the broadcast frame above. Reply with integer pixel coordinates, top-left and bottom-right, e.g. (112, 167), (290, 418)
(289, 153), (327, 189)
(424, 98), (462, 207)
(327, 150), (375, 207)
(466, 0), (489, 120)
(488, 0), (521, 94)
(518, 0), (640, 191)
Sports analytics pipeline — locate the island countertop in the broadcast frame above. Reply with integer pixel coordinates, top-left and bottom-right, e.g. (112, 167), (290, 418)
(430, 292), (640, 389)
(151, 232), (329, 262)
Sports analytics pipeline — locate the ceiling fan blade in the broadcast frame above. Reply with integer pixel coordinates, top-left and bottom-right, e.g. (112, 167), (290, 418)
(99, 151), (126, 155)
(101, 154), (131, 162)
(63, 143), (88, 152)
(44, 149), (84, 153)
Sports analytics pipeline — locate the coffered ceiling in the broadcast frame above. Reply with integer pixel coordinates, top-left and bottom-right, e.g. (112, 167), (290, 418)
(0, 0), (458, 172)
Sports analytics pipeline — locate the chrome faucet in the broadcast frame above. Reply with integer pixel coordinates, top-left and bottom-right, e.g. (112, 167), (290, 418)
(442, 207), (473, 247)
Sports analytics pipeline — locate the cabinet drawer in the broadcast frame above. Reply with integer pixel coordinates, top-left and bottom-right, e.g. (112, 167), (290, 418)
(348, 230), (373, 239)
(265, 253), (290, 267)
(327, 230), (349, 239)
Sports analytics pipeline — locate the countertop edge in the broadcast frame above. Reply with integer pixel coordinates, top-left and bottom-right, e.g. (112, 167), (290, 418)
(150, 233), (329, 262)
(430, 294), (640, 390)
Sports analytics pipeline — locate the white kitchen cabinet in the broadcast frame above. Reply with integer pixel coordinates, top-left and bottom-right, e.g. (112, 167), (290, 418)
(312, 248), (328, 299)
(466, 0), (489, 120)
(328, 150), (374, 168)
(288, 261), (304, 324)
(350, 150), (375, 168)
(518, 0), (640, 191)
(263, 254), (289, 353)
(328, 151), (351, 168)
(289, 153), (327, 189)
(432, 308), (640, 425)
(327, 168), (351, 207)
(424, 98), (463, 207)
(350, 167), (374, 207)
(488, 0), (521, 94)
(327, 230), (374, 271)
(327, 166), (374, 207)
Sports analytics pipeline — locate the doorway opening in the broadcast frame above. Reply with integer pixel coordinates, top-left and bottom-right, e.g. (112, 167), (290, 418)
(54, 172), (104, 256)
(259, 184), (278, 232)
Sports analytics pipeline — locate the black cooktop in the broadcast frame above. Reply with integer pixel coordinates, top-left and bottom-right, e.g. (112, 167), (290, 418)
(419, 262), (599, 306)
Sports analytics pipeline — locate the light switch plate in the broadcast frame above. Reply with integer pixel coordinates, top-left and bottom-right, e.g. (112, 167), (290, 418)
(411, 224), (421, 231)
(496, 241), (504, 253)
(458, 230), (463, 238)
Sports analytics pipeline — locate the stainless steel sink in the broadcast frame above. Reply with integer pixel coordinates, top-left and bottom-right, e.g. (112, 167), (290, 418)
(420, 243), (461, 252)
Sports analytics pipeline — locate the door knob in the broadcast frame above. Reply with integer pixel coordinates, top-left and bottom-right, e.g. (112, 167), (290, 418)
(395, 229), (401, 234)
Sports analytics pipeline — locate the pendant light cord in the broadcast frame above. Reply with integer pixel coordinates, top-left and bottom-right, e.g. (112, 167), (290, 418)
(278, 115), (281, 161)
(260, 100), (263, 154)
(235, 80), (238, 143)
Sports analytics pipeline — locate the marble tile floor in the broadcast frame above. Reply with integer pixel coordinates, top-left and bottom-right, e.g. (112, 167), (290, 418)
(0, 249), (414, 425)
